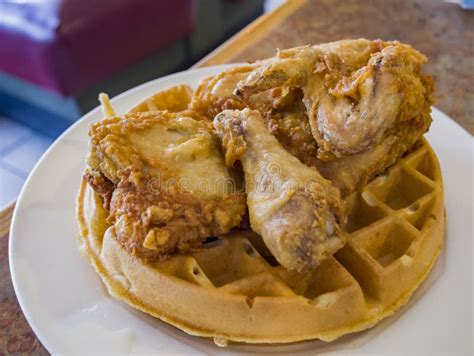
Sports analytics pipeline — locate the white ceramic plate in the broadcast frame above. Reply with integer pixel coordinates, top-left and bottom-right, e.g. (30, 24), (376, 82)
(9, 65), (473, 354)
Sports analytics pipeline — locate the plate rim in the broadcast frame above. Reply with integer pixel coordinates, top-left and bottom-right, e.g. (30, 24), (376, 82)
(8, 64), (473, 353)
(8, 64), (236, 353)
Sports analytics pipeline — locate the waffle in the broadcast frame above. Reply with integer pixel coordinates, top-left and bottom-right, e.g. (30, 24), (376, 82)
(130, 84), (193, 113)
(76, 86), (444, 345)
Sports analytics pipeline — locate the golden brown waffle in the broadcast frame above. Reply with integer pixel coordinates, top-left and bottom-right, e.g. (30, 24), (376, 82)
(76, 87), (444, 346)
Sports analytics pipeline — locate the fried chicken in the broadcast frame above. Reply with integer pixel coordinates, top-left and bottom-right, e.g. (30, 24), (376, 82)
(214, 109), (346, 272)
(190, 63), (301, 118)
(235, 39), (434, 194)
(85, 110), (246, 261)
(190, 65), (256, 118)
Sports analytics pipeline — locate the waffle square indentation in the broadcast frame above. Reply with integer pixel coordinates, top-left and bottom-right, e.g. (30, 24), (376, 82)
(367, 168), (433, 210)
(404, 148), (437, 181)
(354, 220), (417, 268)
(303, 258), (355, 299)
(402, 195), (437, 230)
(345, 191), (387, 233)
(192, 236), (269, 287)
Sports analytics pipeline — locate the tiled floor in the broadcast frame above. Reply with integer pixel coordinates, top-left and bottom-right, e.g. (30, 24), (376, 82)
(0, 117), (53, 209)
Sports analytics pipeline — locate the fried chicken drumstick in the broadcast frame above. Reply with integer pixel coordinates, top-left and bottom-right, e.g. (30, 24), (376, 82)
(214, 109), (346, 272)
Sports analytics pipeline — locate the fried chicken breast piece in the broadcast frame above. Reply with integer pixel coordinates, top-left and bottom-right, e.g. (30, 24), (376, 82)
(85, 110), (246, 261)
(214, 109), (346, 272)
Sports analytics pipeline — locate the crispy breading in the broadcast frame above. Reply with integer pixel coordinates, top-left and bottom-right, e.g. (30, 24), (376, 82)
(85, 110), (246, 261)
(232, 39), (434, 194)
(214, 109), (346, 272)
(190, 65), (257, 118)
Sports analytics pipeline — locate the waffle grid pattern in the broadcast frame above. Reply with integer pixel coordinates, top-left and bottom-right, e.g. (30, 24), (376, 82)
(77, 87), (444, 343)
(128, 89), (442, 310)
(150, 141), (442, 310)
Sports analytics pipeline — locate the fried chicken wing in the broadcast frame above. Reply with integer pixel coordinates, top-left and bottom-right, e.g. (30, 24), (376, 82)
(214, 109), (346, 272)
(85, 110), (246, 261)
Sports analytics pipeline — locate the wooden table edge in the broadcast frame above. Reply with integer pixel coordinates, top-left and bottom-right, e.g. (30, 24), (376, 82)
(0, 201), (15, 238)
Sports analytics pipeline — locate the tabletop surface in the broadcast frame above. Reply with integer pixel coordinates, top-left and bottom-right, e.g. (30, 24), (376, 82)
(1, 0), (472, 353)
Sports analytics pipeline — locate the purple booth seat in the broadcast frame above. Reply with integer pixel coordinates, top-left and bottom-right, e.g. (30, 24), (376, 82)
(0, 0), (195, 96)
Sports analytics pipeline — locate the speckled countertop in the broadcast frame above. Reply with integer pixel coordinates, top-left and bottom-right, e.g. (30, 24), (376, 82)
(1, 0), (472, 354)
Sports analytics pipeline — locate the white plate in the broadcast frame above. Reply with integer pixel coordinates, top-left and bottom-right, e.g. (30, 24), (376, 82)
(9, 65), (473, 354)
